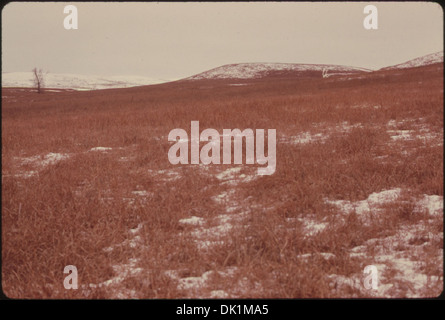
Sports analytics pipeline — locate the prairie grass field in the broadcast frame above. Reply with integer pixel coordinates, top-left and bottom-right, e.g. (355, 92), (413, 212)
(1, 63), (443, 298)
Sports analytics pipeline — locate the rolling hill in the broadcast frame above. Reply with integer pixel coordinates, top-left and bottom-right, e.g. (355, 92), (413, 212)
(185, 62), (370, 80)
(1, 72), (171, 91)
(2, 51), (443, 91)
(380, 51), (443, 70)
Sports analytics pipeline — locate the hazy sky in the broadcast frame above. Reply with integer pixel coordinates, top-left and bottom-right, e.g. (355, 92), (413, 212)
(2, 2), (443, 79)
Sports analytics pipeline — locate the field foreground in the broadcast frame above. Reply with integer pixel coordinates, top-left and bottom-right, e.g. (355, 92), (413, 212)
(2, 64), (443, 298)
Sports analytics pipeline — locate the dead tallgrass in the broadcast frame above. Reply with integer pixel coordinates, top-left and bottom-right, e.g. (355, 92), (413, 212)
(2, 63), (443, 298)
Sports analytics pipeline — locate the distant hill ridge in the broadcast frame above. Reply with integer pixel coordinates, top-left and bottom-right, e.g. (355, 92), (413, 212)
(1, 72), (170, 91)
(2, 51), (443, 90)
(185, 62), (370, 80)
(380, 51), (443, 70)
(185, 51), (443, 81)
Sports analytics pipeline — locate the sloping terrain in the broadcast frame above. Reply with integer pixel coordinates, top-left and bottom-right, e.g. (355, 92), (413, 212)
(185, 62), (370, 80)
(2, 59), (443, 299)
(3, 51), (442, 92)
(381, 51), (444, 70)
(1, 72), (171, 91)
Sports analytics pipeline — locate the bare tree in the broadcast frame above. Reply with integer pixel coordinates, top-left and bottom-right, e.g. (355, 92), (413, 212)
(32, 68), (45, 93)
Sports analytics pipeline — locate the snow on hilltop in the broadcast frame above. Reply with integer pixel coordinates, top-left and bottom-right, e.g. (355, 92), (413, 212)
(381, 51), (444, 70)
(1, 72), (171, 90)
(186, 63), (371, 80)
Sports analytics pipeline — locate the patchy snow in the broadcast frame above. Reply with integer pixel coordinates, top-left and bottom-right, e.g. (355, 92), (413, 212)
(382, 51), (443, 70)
(376, 256), (441, 298)
(337, 218), (443, 298)
(328, 187), (442, 219)
(216, 212), (248, 225)
(129, 223), (144, 235)
(14, 170), (38, 179)
(290, 132), (326, 144)
(212, 190), (234, 204)
(335, 121), (364, 132)
(298, 252), (335, 260)
(177, 271), (215, 291)
(131, 190), (151, 197)
(179, 216), (206, 226)
(1, 72), (172, 91)
(149, 169), (181, 182)
(180, 207), (247, 250)
(237, 173), (256, 183)
(386, 119), (443, 145)
(103, 223), (146, 253)
(195, 240), (226, 250)
(167, 266), (240, 297)
(190, 212), (248, 250)
(186, 63), (370, 80)
(351, 104), (381, 109)
(212, 167), (258, 186)
(88, 258), (143, 292)
(216, 167), (242, 180)
(325, 188), (402, 215)
(282, 122), (363, 145)
(303, 220), (329, 237)
(210, 290), (229, 298)
(103, 235), (144, 252)
(191, 222), (233, 240)
(415, 195), (443, 216)
(18, 152), (69, 169)
(89, 147), (113, 152)
(146, 169), (181, 181)
(388, 130), (414, 140)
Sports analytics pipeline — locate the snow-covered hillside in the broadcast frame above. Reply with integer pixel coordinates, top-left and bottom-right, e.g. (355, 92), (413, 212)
(381, 51), (444, 70)
(186, 63), (371, 80)
(3, 51), (442, 89)
(1, 72), (171, 90)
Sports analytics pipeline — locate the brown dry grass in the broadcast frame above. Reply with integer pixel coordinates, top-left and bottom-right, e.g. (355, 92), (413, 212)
(2, 63), (443, 298)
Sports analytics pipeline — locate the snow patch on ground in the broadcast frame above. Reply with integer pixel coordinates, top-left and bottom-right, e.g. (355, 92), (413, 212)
(131, 190), (152, 197)
(216, 167), (242, 180)
(103, 222), (146, 253)
(297, 252), (335, 260)
(166, 267), (239, 298)
(85, 258), (143, 299)
(388, 130), (414, 141)
(91, 222), (147, 298)
(282, 122), (363, 145)
(301, 219), (329, 237)
(147, 168), (181, 182)
(291, 132), (327, 144)
(89, 147), (113, 152)
(415, 195), (443, 216)
(179, 216), (206, 226)
(176, 271), (214, 291)
(14, 152), (70, 178)
(325, 188), (402, 215)
(13, 170), (38, 179)
(334, 220), (443, 298)
(21, 152), (69, 167)
(187, 211), (247, 250)
(386, 119), (443, 145)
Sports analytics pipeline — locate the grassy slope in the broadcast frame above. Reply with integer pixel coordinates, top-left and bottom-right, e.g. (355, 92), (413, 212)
(2, 63), (443, 298)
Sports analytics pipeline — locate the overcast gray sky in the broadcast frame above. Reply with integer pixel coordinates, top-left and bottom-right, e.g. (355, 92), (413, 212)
(2, 2), (443, 79)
